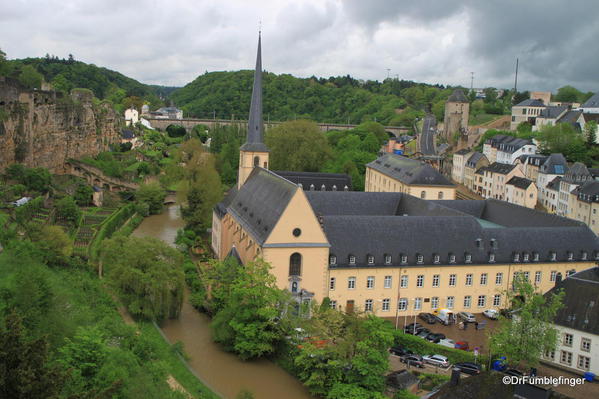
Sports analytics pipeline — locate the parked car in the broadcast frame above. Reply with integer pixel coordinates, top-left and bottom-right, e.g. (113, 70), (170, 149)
(416, 328), (431, 338)
(458, 311), (477, 323)
(438, 338), (455, 348)
(483, 309), (499, 320)
(454, 362), (481, 375)
(454, 341), (469, 351)
(425, 333), (445, 343)
(389, 346), (413, 356)
(400, 354), (425, 368)
(418, 312), (437, 324)
(422, 354), (450, 368)
(404, 323), (423, 334)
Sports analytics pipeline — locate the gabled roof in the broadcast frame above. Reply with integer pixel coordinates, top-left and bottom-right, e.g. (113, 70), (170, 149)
(581, 92), (599, 108)
(573, 181), (599, 203)
(539, 153), (568, 175)
(538, 105), (568, 119)
(306, 191), (402, 216)
(514, 98), (545, 107)
(506, 176), (534, 189)
(547, 176), (562, 191)
(274, 171), (352, 191)
(447, 89), (469, 103)
(366, 153), (454, 187)
(557, 110), (583, 124)
(563, 162), (591, 183)
(545, 267), (599, 335)
(484, 162), (517, 175)
(226, 168), (297, 244)
(466, 152), (486, 168)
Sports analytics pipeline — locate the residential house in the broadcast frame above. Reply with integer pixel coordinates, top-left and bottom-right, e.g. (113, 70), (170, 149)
(515, 154), (548, 182)
(478, 162), (524, 201)
(544, 177), (562, 214)
(451, 149), (472, 185)
(580, 92), (599, 114)
(568, 181), (599, 235)
(483, 135), (536, 165)
(151, 106), (183, 119)
(464, 152), (489, 193)
(534, 105), (569, 131)
(505, 176), (537, 209)
(537, 154), (568, 213)
(124, 107), (139, 126)
(558, 163), (593, 217)
(510, 99), (546, 130)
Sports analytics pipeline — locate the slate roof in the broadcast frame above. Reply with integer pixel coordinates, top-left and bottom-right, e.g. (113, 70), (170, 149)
(447, 89), (469, 103)
(214, 186), (238, 218)
(547, 176), (562, 191)
(274, 171), (352, 191)
(539, 154), (568, 175)
(573, 181), (599, 203)
(366, 153), (454, 187)
(581, 92), (599, 108)
(466, 152), (486, 168)
(538, 105), (568, 119)
(226, 168), (297, 244)
(516, 154), (547, 167)
(485, 162), (517, 175)
(563, 162), (591, 183)
(506, 176), (534, 189)
(455, 149), (471, 156)
(515, 99), (545, 107)
(306, 191), (402, 216)
(545, 267), (599, 335)
(557, 110), (583, 124)
(484, 135), (533, 153)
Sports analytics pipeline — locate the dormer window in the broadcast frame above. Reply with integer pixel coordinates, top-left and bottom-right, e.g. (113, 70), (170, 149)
(329, 255), (337, 265)
(449, 253), (456, 264)
(384, 254), (392, 264)
(310, 184), (315, 191)
(349, 255), (356, 265)
(416, 254), (424, 264)
(550, 251), (557, 261)
(513, 253), (520, 262)
(476, 238), (482, 248)
(367, 255), (375, 265)
(465, 253), (472, 263)
(581, 251), (588, 260)
(332, 185), (337, 191)
(400, 254), (408, 264)
(489, 253), (495, 263)
(433, 254), (440, 264)
(567, 252), (574, 261)
(523, 253), (529, 262)
(533, 252), (539, 262)
(595, 251), (599, 260)
(490, 238), (497, 249)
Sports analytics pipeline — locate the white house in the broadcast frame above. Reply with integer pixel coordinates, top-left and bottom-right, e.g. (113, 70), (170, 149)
(542, 267), (599, 377)
(484, 135), (536, 165)
(536, 154), (568, 213)
(124, 107), (139, 126)
(557, 163), (592, 217)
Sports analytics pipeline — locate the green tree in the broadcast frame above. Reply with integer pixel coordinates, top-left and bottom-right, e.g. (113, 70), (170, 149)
(28, 225), (73, 265)
(136, 182), (166, 215)
(360, 133), (380, 153)
(100, 236), (185, 320)
(554, 85), (584, 103)
(265, 120), (332, 172)
(585, 120), (597, 145)
(0, 48), (8, 76)
(537, 123), (587, 162)
(18, 65), (43, 89)
(74, 183), (94, 206)
(23, 167), (51, 192)
(55, 195), (81, 226)
(50, 74), (70, 93)
(483, 87), (497, 103)
(327, 383), (386, 399)
(489, 273), (565, 368)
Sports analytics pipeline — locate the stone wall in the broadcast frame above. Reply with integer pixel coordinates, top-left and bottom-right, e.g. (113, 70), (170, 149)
(0, 77), (121, 173)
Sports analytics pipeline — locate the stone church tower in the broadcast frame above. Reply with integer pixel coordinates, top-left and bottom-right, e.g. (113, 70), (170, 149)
(443, 89), (470, 141)
(238, 32), (269, 189)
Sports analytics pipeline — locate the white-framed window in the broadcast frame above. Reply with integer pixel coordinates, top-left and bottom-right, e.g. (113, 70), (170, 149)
(550, 251), (557, 261)
(432, 274), (440, 287)
(560, 351), (572, 365)
(581, 251), (588, 260)
(384, 254), (392, 264)
(446, 296), (454, 309)
(581, 338), (591, 352)
(449, 254), (456, 264)
(329, 255), (337, 265)
(398, 298), (407, 311)
(384, 275), (392, 289)
(417, 254), (424, 264)
(382, 298), (390, 311)
(330, 300), (337, 310)
(535, 271), (542, 284)
(416, 275), (424, 287)
(349, 255), (356, 265)
(489, 253), (495, 263)
(465, 274), (473, 286)
(433, 254), (440, 264)
(449, 274), (456, 287)
(514, 253), (520, 262)
(567, 252), (574, 261)
(330, 277), (336, 290)
(493, 294), (501, 307)
(366, 276), (375, 289)
(367, 255), (375, 264)
(400, 254), (408, 264)
(348, 277), (356, 289)
(414, 297), (422, 310)
(477, 295), (486, 307)
(364, 299), (373, 312)
(464, 295), (472, 308)
(523, 271), (530, 281)
(495, 272), (503, 285)
(550, 271), (557, 282)
(533, 252), (539, 262)
(564, 333), (573, 347)
(578, 355), (591, 371)
(523, 253), (529, 262)
(431, 297), (439, 309)
(465, 253), (472, 263)
(480, 273), (488, 285)
(400, 275), (408, 288)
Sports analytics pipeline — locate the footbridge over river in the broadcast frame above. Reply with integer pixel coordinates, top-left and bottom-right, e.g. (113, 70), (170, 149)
(143, 117), (411, 137)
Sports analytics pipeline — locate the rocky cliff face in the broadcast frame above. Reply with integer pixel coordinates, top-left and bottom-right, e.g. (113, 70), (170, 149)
(0, 77), (121, 173)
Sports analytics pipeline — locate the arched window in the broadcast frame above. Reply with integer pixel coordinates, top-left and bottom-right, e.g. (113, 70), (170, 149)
(291, 281), (298, 293)
(438, 191), (444, 199)
(253, 156), (260, 166)
(420, 191), (426, 199)
(289, 253), (302, 276)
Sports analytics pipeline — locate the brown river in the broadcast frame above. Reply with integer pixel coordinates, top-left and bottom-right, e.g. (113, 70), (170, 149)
(133, 205), (313, 399)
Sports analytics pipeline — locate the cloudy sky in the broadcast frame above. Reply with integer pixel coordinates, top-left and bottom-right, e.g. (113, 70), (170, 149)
(1, 0), (597, 92)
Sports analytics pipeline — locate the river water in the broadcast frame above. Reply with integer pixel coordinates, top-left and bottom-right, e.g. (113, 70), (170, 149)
(133, 205), (313, 399)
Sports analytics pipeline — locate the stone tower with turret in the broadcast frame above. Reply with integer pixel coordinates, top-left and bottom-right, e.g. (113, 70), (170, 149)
(238, 32), (270, 189)
(443, 89), (470, 141)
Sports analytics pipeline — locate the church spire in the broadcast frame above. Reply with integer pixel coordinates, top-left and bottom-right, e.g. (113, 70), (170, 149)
(240, 31), (269, 152)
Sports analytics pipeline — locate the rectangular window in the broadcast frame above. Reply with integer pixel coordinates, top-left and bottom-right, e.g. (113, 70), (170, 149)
(364, 299), (373, 312)
(401, 255), (408, 264)
(385, 255), (392, 264)
(367, 255), (374, 265)
(431, 297), (439, 309)
(449, 274), (456, 286)
(366, 276), (375, 289)
(560, 351), (572, 366)
(465, 274), (473, 286)
(446, 296), (454, 309)
(495, 272), (503, 285)
(330, 300), (337, 310)
(493, 294), (501, 307)
(564, 333), (573, 347)
(384, 276), (392, 289)
(523, 271), (530, 281)
(545, 350), (555, 360)
(382, 298), (390, 311)
(330, 277), (336, 290)
(400, 275), (408, 288)
(417, 255), (424, 264)
(464, 296), (472, 308)
(535, 271), (542, 284)
(416, 275), (424, 287)
(550, 271), (557, 282)
(414, 297), (422, 310)
(578, 355), (591, 371)
(480, 273), (488, 285)
(398, 298), (407, 311)
(349, 255), (356, 265)
(432, 274), (440, 287)
(348, 277), (356, 290)
(581, 338), (591, 352)
(465, 253), (472, 263)
(477, 295), (486, 308)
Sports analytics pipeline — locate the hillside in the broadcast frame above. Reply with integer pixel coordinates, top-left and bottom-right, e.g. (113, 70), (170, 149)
(170, 70), (459, 125)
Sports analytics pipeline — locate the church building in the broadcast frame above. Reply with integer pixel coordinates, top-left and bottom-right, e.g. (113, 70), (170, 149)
(211, 34), (599, 317)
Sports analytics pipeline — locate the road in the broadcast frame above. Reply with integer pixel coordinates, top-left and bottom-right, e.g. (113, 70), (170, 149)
(419, 114), (437, 155)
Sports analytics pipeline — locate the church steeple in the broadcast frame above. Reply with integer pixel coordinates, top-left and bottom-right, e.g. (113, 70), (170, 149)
(238, 32), (270, 189)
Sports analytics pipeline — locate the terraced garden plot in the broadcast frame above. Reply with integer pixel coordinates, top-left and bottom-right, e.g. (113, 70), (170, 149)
(72, 208), (118, 257)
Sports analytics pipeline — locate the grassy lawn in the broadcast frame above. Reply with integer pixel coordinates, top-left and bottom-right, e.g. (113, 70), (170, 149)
(469, 113), (504, 126)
